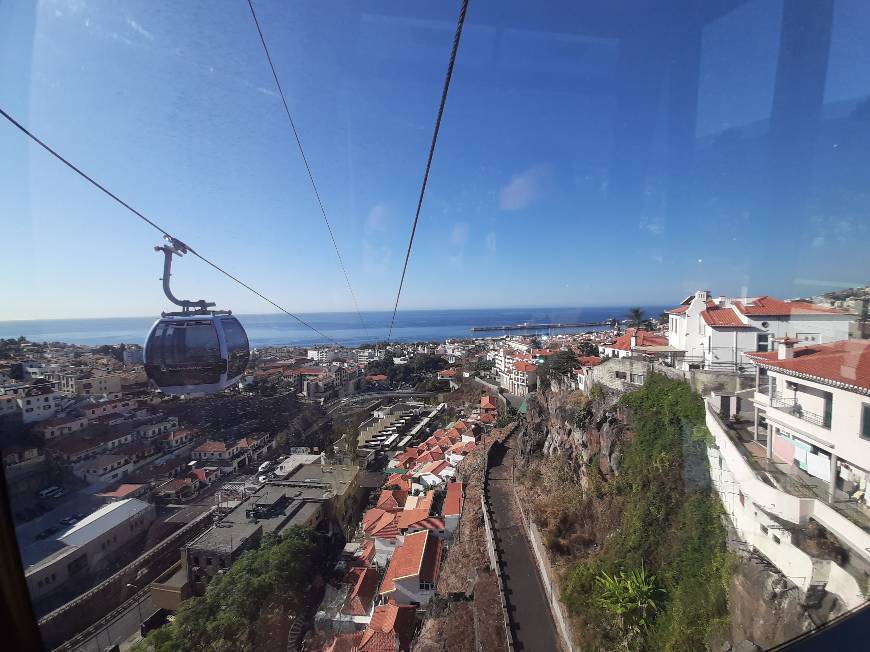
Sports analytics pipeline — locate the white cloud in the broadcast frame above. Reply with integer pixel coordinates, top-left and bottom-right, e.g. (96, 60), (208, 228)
(484, 231), (496, 253)
(450, 222), (469, 247)
(126, 17), (153, 40)
(639, 214), (664, 235)
(365, 203), (390, 234)
(256, 87), (279, 98)
(498, 164), (549, 211)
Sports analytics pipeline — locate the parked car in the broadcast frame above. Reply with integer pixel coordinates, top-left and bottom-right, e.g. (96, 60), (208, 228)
(50, 489), (68, 499)
(60, 516), (79, 526)
(36, 486), (61, 499)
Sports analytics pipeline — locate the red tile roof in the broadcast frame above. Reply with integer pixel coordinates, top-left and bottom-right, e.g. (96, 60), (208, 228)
(360, 601), (417, 651)
(480, 395), (497, 410)
(193, 440), (228, 454)
(700, 306), (750, 328)
(366, 374), (388, 382)
(606, 328), (668, 351)
(745, 340), (870, 392)
(513, 361), (537, 373)
(362, 508), (401, 539)
(438, 369), (458, 378)
(342, 567), (379, 616)
(733, 296), (851, 316)
(380, 531), (441, 594)
(397, 508), (431, 530)
(666, 304), (690, 314)
(443, 482), (463, 517)
(384, 474), (411, 492)
(577, 356), (603, 367)
(376, 489), (408, 512)
(479, 413), (496, 424)
(96, 483), (144, 499)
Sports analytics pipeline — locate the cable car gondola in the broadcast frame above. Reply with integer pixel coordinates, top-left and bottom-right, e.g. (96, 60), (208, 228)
(144, 239), (250, 395)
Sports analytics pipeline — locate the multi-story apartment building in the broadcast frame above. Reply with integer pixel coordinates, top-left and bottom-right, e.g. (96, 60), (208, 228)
(745, 338), (870, 505)
(17, 385), (64, 423)
(308, 348), (344, 363)
(355, 347), (385, 365)
(41, 368), (124, 396)
(33, 415), (90, 441)
(667, 290), (854, 371)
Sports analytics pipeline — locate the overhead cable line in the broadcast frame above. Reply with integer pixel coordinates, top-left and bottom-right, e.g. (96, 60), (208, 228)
(387, 0), (469, 342)
(246, 0), (369, 340)
(0, 106), (339, 345)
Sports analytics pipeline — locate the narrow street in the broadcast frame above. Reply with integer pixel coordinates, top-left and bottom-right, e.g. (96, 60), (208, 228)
(486, 437), (562, 652)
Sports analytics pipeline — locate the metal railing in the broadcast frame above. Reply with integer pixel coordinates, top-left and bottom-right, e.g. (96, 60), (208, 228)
(768, 393), (830, 428)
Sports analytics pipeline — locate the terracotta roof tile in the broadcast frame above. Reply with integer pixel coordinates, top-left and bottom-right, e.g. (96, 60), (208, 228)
(745, 339), (870, 392)
(380, 531), (441, 594)
(606, 328), (668, 351)
(342, 567), (379, 616)
(733, 296), (852, 316)
(443, 482), (463, 517)
(700, 306), (750, 328)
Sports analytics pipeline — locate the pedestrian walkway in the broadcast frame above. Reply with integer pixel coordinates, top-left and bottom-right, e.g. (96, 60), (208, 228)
(486, 438), (562, 651)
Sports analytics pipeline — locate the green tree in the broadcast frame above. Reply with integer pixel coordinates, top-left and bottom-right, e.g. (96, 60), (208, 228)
(575, 341), (599, 357)
(540, 349), (578, 379)
(138, 528), (317, 652)
(594, 564), (664, 643)
(627, 307), (645, 329)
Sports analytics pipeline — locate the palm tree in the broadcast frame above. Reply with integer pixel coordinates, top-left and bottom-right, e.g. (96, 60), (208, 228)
(627, 307), (645, 329)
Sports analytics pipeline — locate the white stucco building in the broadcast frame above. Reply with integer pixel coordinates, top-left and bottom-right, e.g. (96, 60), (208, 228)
(667, 290), (854, 371)
(745, 338), (870, 507)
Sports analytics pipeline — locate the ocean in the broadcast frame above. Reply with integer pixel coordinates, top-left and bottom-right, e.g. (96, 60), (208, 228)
(0, 306), (667, 348)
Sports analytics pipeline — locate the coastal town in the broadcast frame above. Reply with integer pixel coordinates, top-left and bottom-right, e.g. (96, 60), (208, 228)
(1, 286), (869, 651)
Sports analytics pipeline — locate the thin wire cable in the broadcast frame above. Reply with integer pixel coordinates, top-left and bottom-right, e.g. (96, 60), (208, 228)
(387, 0), (469, 342)
(0, 106), (339, 345)
(246, 0), (369, 340)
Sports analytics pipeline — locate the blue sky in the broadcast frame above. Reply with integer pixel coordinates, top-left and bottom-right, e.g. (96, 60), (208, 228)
(2, 0), (870, 320)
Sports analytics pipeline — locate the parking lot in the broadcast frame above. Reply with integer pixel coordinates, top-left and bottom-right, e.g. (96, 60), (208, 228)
(15, 485), (109, 566)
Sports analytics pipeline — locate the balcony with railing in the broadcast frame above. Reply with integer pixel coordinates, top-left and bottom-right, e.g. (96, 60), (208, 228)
(767, 392), (831, 429)
(706, 403), (870, 536)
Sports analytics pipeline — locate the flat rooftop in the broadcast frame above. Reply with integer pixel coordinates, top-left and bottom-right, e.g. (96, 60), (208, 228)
(284, 463), (359, 497)
(188, 484), (329, 556)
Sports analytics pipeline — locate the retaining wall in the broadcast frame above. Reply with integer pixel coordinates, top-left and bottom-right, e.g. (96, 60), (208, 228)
(41, 507), (215, 650)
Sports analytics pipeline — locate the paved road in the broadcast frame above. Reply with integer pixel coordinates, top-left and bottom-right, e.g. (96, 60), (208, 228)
(487, 438), (561, 652)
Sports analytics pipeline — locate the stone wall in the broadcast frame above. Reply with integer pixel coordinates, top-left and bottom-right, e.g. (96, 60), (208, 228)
(590, 356), (754, 396)
(40, 508), (215, 650)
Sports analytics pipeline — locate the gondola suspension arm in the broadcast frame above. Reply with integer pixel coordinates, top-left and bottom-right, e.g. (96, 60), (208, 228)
(156, 237), (216, 314)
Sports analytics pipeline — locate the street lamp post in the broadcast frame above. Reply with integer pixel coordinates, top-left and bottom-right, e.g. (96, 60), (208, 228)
(126, 583), (144, 626)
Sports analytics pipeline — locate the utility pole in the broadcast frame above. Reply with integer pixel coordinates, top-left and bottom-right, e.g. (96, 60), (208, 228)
(126, 583), (144, 627)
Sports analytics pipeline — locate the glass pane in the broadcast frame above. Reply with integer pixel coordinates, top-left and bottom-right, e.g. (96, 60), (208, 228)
(221, 318), (250, 379)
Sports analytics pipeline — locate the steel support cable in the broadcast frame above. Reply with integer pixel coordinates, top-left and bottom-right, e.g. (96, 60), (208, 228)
(245, 0), (369, 339)
(387, 0), (469, 342)
(0, 106), (338, 345)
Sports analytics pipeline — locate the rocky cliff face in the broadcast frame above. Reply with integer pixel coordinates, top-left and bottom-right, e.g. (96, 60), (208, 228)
(517, 379), (825, 652)
(517, 379), (629, 486)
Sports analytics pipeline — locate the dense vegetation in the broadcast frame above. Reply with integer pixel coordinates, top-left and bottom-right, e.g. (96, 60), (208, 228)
(138, 528), (317, 652)
(560, 374), (731, 651)
(365, 352), (448, 387)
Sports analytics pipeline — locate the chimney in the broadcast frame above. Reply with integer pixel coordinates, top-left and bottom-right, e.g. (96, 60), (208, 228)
(695, 290), (710, 302)
(716, 296), (727, 307)
(630, 332), (638, 349)
(776, 337), (796, 360)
